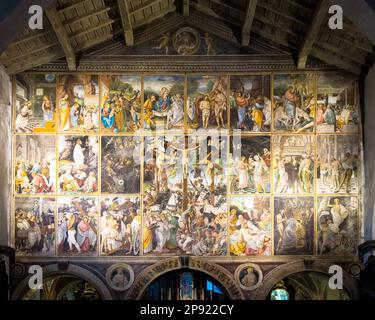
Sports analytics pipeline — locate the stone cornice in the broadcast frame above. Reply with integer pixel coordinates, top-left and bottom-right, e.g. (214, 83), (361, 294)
(27, 54), (335, 73)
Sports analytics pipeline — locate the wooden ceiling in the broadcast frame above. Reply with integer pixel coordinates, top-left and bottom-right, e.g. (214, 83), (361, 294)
(0, 0), (374, 75)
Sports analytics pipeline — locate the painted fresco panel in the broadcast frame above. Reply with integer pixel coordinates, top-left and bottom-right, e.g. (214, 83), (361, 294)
(273, 135), (315, 194)
(100, 196), (141, 256)
(230, 135), (271, 194)
(15, 74), (56, 133)
(273, 74), (315, 133)
(57, 75), (99, 133)
(143, 135), (184, 255)
(187, 75), (228, 132)
(229, 196), (271, 256)
(100, 75), (142, 133)
(143, 75), (185, 132)
(58, 136), (98, 194)
(317, 135), (359, 193)
(14, 197), (55, 256)
(317, 73), (359, 133)
(230, 75), (271, 132)
(274, 196), (315, 255)
(57, 197), (98, 256)
(317, 196), (358, 255)
(15, 135), (56, 194)
(101, 136), (141, 194)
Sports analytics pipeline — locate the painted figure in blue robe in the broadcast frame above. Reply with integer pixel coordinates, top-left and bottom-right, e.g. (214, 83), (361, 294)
(70, 98), (82, 128)
(155, 87), (171, 112)
(101, 102), (115, 131)
(323, 104), (336, 131)
(283, 86), (299, 119)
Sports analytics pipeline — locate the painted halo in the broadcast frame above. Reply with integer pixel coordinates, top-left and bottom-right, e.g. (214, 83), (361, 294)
(234, 263), (263, 291)
(105, 263), (134, 291)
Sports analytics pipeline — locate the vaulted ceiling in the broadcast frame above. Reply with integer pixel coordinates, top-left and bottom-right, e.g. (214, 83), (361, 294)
(0, 0), (374, 75)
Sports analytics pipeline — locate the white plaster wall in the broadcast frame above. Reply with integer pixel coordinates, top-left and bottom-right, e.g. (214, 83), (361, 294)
(0, 64), (12, 246)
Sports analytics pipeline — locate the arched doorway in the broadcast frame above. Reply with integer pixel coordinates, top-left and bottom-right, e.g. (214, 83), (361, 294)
(11, 263), (113, 300)
(21, 275), (101, 300)
(267, 271), (351, 300)
(142, 269), (229, 300)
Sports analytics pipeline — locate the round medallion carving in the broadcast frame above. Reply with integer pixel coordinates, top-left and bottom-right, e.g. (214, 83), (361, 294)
(10, 263), (26, 278)
(234, 263), (263, 291)
(348, 263), (362, 277)
(173, 27), (201, 55)
(105, 263), (134, 291)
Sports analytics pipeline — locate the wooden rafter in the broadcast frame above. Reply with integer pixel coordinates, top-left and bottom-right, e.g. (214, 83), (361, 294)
(63, 6), (114, 26)
(192, 2), (242, 27)
(117, 0), (134, 46)
(251, 24), (362, 75)
(77, 29), (123, 52)
(9, 30), (54, 48)
(7, 50), (65, 75)
(132, 5), (177, 28)
(258, 0), (373, 53)
(58, 0), (89, 13)
(254, 10), (367, 66)
(3, 41), (60, 64)
(297, 0), (330, 68)
(45, 7), (76, 71)
(70, 18), (119, 38)
(183, 0), (190, 16)
(129, 0), (162, 14)
(242, 0), (258, 46)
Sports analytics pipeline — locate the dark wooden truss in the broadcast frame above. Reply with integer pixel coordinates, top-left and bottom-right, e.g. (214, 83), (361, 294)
(0, 0), (374, 75)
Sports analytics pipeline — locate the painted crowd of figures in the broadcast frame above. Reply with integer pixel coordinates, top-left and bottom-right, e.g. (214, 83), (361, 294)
(14, 73), (360, 134)
(13, 72), (361, 257)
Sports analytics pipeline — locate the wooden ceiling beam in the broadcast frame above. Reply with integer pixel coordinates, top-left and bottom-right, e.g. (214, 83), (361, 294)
(132, 5), (177, 28)
(297, 0), (330, 69)
(77, 29), (123, 52)
(183, 0), (190, 16)
(310, 45), (363, 75)
(254, 9), (367, 66)
(129, 0), (162, 14)
(117, 0), (134, 46)
(251, 24), (362, 75)
(46, 7), (76, 71)
(70, 18), (119, 38)
(188, 11), (238, 43)
(3, 41), (60, 64)
(9, 30), (54, 48)
(58, 0), (89, 14)
(6, 50), (65, 75)
(133, 12), (183, 45)
(64, 6), (113, 26)
(242, 0), (258, 46)
(258, 0), (373, 53)
(254, 14), (365, 72)
(192, 2), (242, 27)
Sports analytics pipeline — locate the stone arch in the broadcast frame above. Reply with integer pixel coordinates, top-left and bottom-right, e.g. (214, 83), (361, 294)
(252, 260), (358, 300)
(126, 257), (244, 300)
(11, 263), (113, 300)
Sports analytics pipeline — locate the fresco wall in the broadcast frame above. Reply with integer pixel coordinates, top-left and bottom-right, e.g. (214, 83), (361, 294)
(12, 72), (362, 257)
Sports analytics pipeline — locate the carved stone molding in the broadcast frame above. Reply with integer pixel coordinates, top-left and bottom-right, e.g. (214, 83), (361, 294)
(11, 263), (113, 300)
(234, 263), (263, 291)
(28, 55), (333, 73)
(105, 263), (134, 291)
(251, 259), (359, 300)
(125, 257), (244, 300)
